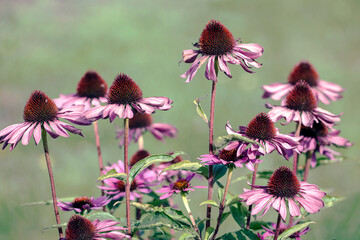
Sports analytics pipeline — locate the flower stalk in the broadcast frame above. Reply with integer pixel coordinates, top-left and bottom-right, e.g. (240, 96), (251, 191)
(273, 213), (282, 240)
(41, 126), (63, 238)
(93, 121), (106, 211)
(293, 120), (302, 174)
(124, 118), (131, 235)
(246, 162), (259, 229)
(181, 193), (201, 238)
(303, 151), (313, 182)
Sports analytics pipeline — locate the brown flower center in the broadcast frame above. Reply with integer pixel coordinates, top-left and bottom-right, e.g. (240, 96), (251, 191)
(129, 113), (153, 129)
(72, 196), (93, 209)
(245, 113), (276, 140)
(76, 71), (108, 98)
(173, 179), (189, 191)
(108, 73), (143, 105)
(198, 19), (236, 56)
(130, 150), (150, 166)
(267, 166), (300, 198)
(300, 122), (328, 138)
(218, 148), (238, 162)
(116, 179), (137, 192)
(288, 61), (319, 87)
(23, 90), (58, 123)
(285, 81), (317, 111)
(65, 215), (96, 240)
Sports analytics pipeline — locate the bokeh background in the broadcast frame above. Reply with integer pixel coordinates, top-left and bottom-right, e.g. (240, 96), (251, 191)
(0, 0), (359, 239)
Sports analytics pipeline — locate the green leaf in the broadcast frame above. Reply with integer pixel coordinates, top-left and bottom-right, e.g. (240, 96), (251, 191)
(179, 233), (197, 240)
(249, 221), (270, 230)
(213, 164), (228, 182)
(217, 232), (237, 240)
(323, 195), (344, 208)
(229, 203), (249, 229)
(129, 151), (186, 183)
(278, 221), (315, 240)
(21, 197), (76, 206)
(98, 169), (127, 182)
(200, 200), (219, 208)
(214, 134), (260, 152)
(231, 175), (248, 184)
(193, 97), (209, 125)
(135, 212), (190, 230)
(217, 229), (258, 240)
(85, 212), (119, 222)
(161, 160), (209, 178)
(220, 211), (231, 225)
(204, 227), (215, 240)
(225, 194), (241, 207)
(42, 223), (67, 231)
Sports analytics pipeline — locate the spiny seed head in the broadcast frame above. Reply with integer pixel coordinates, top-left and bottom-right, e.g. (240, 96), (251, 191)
(65, 215), (96, 240)
(23, 90), (58, 123)
(173, 179), (189, 191)
(129, 113), (153, 129)
(267, 166), (300, 198)
(116, 179), (137, 192)
(130, 150), (150, 166)
(285, 81), (317, 111)
(288, 61), (319, 87)
(300, 121), (328, 138)
(72, 196), (93, 209)
(198, 19), (235, 56)
(108, 73), (143, 104)
(76, 71), (108, 98)
(245, 113), (276, 140)
(218, 148), (238, 162)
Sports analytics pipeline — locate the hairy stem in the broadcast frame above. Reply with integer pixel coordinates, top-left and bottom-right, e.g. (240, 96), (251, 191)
(211, 167), (233, 240)
(41, 127), (63, 238)
(182, 193), (201, 238)
(93, 121), (106, 211)
(273, 213), (282, 240)
(246, 162), (259, 229)
(124, 118), (131, 235)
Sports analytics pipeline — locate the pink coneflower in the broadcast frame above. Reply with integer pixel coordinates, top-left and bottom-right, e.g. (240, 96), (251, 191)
(298, 122), (352, 167)
(262, 61), (344, 104)
(116, 112), (177, 146)
(0, 90), (90, 150)
(58, 196), (110, 214)
(258, 221), (310, 240)
(99, 160), (152, 201)
(225, 113), (300, 160)
(180, 19), (263, 83)
(64, 214), (129, 240)
(84, 73), (172, 121)
(54, 71), (108, 110)
(239, 166), (326, 221)
(266, 81), (341, 128)
(156, 173), (206, 199)
(199, 148), (261, 171)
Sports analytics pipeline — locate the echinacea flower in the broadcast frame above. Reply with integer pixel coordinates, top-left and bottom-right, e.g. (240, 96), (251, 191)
(239, 166), (326, 221)
(258, 220), (310, 240)
(0, 90), (90, 150)
(156, 173), (206, 199)
(180, 19), (263, 83)
(54, 70), (108, 110)
(116, 112), (177, 146)
(262, 61), (343, 104)
(84, 73), (172, 121)
(298, 122), (352, 167)
(58, 196), (111, 213)
(99, 160), (152, 201)
(199, 148), (261, 171)
(266, 81), (341, 129)
(64, 214), (129, 240)
(225, 113), (300, 161)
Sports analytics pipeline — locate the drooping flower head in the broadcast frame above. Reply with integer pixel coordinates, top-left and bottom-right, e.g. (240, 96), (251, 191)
(98, 160), (152, 201)
(156, 173), (206, 199)
(239, 166), (326, 221)
(262, 61), (344, 104)
(84, 73), (172, 122)
(116, 112), (177, 147)
(65, 214), (129, 240)
(258, 220), (310, 240)
(225, 113), (300, 161)
(266, 81), (341, 128)
(0, 90), (90, 150)
(54, 70), (108, 110)
(181, 19), (263, 83)
(58, 196), (110, 214)
(298, 122), (352, 167)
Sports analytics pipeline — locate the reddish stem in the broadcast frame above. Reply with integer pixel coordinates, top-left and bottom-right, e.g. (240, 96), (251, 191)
(246, 162), (259, 229)
(41, 127), (63, 238)
(124, 118), (131, 235)
(274, 213), (282, 240)
(93, 121), (106, 211)
(303, 151), (313, 182)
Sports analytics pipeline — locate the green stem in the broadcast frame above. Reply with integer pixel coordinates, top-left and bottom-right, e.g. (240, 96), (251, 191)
(181, 193), (201, 238)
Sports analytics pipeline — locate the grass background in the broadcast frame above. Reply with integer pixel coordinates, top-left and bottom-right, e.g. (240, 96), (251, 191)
(0, 0), (359, 239)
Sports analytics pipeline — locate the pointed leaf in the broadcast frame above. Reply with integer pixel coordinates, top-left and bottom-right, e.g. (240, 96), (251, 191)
(193, 98), (209, 125)
(161, 160), (208, 178)
(204, 227), (215, 240)
(179, 233), (197, 240)
(323, 195), (344, 208)
(42, 223), (67, 231)
(213, 164), (228, 182)
(220, 211), (231, 225)
(225, 194), (241, 207)
(229, 203), (249, 229)
(136, 212), (190, 230)
(98, 169), (127, 182)
(129, 151), (187, 183)
(21, 197), (76, 207)
(85, 212), (119, 222)
(278, 221), (315, 240)
(200, 200), (219, 208)
(249, 221), (270, 230)
(214, 134), (260, 151)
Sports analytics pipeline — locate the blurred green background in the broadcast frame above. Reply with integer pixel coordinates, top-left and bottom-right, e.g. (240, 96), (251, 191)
(0, 0), (359, 239)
